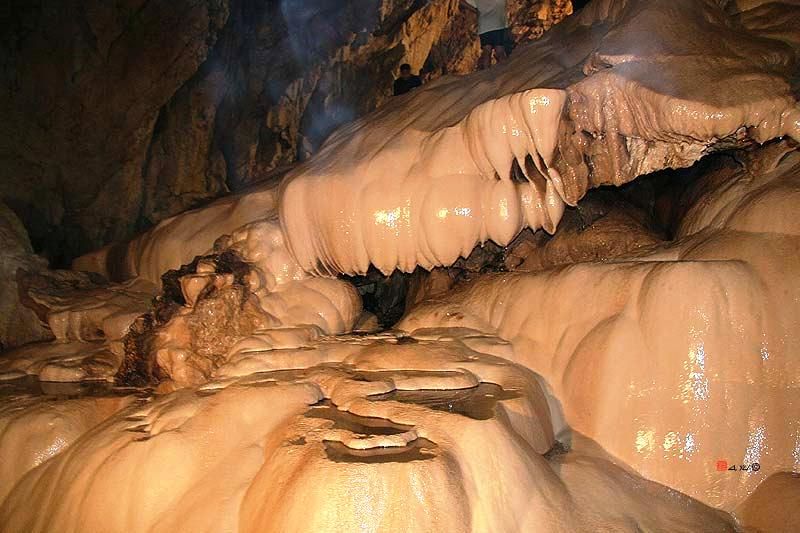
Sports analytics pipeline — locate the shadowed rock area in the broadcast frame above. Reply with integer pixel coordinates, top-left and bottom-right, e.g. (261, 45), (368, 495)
(0, 0), (571, 266)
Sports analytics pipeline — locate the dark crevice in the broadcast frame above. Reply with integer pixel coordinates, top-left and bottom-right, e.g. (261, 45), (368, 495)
(341, 266), (413, 328)
(510, 158), (528, 183)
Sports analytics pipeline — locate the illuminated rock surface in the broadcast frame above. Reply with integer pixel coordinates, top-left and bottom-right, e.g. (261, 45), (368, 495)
(74, 0), (799, 281)
(399, 143), (800, 511)
(0, 339), (736, 532)
(0, 0), (571, 264)
(1, 0), (799, 531)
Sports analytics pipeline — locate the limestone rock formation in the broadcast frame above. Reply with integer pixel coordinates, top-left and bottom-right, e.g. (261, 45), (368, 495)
(0, 336), (736, 532)
(510, 0), (573, 42)
(0, 203), (50, 350)
(503, 191), (664, 272)
(0, 0), (572, 265)
(2, 0), (799, 530)
(0, 205), (157, 353)
(399, 141), (800, 511)
(1, 198), (159, 353)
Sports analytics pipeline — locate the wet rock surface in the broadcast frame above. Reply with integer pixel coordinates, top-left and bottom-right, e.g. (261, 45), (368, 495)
(0, 339), (739, 531)
(360, 179), (671, 318)
(0, 0), (798, 530)
(0, 0), (573, 265)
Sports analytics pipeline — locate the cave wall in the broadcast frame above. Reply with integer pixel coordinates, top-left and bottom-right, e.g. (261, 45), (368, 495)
(0, 0), (571, 266)
(0, 201), (50, 350)
(0, 0), (231, 266)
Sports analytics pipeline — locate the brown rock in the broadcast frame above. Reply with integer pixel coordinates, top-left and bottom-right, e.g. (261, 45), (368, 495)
(0, 202), (51, 350)
(505, 192), (664, 272)
(510, 0), (573, 43)
(0, 0), (572, 265)
(0, 0), (230, 265)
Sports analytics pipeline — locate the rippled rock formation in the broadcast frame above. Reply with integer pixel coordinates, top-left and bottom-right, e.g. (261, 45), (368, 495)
(1, 337), (737, 531)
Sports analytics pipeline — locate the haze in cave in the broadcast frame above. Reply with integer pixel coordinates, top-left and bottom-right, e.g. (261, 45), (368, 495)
(0, 0), (799, 531)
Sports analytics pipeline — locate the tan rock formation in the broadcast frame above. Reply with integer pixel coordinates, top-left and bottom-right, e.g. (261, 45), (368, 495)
(0, 1), (798, 530)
